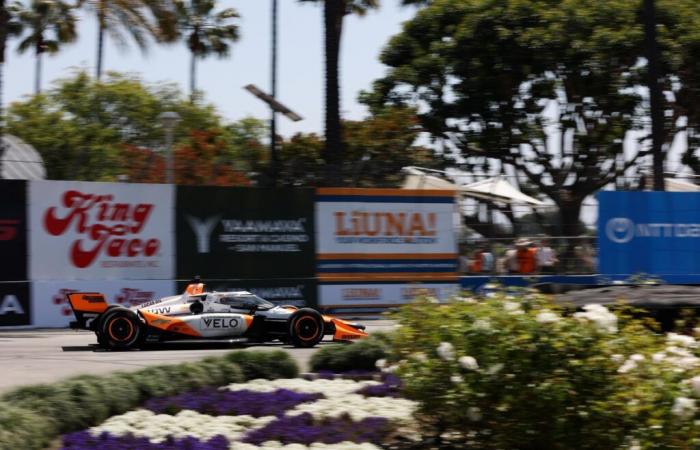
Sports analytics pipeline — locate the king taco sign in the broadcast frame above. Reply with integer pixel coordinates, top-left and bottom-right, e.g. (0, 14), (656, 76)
(30, 181), (174, 280)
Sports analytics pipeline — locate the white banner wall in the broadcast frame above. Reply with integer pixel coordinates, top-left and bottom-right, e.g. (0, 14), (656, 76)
(32, 279), (176, 327)
(29, 181), (174, 280)
(319, 282), (460, 308)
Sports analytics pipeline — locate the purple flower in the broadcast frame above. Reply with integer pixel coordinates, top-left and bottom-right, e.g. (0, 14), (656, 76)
(144, 387), (323, 417)
(61, 431), (228, 450)
(242, 413), (391, 445)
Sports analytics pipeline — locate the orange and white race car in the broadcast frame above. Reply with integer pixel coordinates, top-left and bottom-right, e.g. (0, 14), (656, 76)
(67, 282), (367, 350)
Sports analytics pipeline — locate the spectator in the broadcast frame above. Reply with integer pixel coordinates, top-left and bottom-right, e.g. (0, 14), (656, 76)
(515, 238), (537, 274)
(469, 247), (483, 273)
(481, 246), (494, 273)
(505, 243), (519, 274)
(537, 239), (558, 274)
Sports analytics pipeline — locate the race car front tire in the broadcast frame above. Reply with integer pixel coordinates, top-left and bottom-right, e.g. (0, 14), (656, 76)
(288, 308), (324, 348)
(98, 308), (143, 350)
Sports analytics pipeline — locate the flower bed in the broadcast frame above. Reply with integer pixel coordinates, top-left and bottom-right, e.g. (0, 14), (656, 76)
(59, 377), (418, 450)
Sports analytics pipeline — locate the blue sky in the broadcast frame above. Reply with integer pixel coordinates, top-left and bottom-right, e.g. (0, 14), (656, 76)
(4, 1), (416, 137)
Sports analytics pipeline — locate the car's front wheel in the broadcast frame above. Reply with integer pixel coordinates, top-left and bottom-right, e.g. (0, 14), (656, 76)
(98, 308), (143, 350)
(288, 308), (324, 348)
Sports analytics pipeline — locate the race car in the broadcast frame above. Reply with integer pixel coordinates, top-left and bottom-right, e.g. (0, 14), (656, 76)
(67, 281), (367, 350)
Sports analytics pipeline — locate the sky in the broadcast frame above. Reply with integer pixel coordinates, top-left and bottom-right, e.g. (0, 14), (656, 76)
(4, 1), (417, 138)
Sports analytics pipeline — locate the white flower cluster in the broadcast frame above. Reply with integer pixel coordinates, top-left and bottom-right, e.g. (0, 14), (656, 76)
(225, 378), (381, 396)
(90, 409), (274, 443)
(651, 334), (700, 372)
(573, 304), (618, 333)
(503, 301), (523, 315)
(672, 396), (697, 419)
(437, 342), (455, 361)
(617, 354), (645, 374)
(536, 310), (560, 324)
(86, 378), (417, 448)
(288, 394), (417, 424)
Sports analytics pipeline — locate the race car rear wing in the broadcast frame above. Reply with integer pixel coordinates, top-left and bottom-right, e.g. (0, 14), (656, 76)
(66, 292), (109, 330)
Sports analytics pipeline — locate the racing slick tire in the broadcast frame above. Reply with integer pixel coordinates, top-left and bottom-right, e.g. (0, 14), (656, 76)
(288, 308), (324, 348)
(98, 307), (143, 350)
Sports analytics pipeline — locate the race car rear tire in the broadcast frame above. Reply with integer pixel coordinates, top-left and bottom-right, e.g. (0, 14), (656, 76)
(99, 308), (143, 350)
(288, 308), (324, 348)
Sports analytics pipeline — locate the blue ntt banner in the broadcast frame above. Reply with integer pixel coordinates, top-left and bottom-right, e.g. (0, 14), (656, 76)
(598, 191), (700, 276)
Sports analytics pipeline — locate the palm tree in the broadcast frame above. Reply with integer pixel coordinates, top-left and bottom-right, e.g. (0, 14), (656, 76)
(78, 0), (177, 79)
(16, 0), (77, 94)
(299, 0), (379, 186)
(174, 0), (239, 100)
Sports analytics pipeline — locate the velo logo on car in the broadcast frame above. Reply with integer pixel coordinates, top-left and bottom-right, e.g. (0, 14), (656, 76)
(29, 181), (174, 280)
(203, 316), (240, 328)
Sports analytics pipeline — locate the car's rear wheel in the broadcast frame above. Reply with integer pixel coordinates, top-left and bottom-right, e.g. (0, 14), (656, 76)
(99, 308), (142, 350)
(288, 308), (324, 348)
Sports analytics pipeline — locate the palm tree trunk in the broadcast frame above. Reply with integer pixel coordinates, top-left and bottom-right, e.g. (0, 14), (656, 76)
(190, 50), (196, 102)
(96, 3), (105, 80)
(35, 47), (42, 94)
(323, 0), (344, 186)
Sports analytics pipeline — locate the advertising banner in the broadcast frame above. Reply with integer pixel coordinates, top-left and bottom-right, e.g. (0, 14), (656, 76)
(0, 180), (28, 281)
(319, 282), (460, 310)
(29, 181), (174, 280)
(176, 278), (317, 308)
(176, 187), (315, 279)
(32, 279), (175, 327)
(0, 282), (31, 326)
(598, 191), (700, 276)
(316, 188), (458, 282)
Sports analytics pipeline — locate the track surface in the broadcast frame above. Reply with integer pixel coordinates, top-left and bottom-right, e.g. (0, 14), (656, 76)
(0, 320), (394, 393)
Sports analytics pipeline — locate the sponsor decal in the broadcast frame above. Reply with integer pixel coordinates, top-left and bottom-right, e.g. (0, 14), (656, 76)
(186, 216), (310, 254)
(203, 317), (239, 328)
(605, 217), (700, 244)
(52, 287), (157, 317)
(0, 219), (19, 241)
(333, 211), (437, 244)
(0, 283), (31, 326)
(401, 286), (440, 301)
(147, 306), (171, 315)
(341, 288), (381, 302)
(43, 190), (160, 268)
(0, 295), (25, 315)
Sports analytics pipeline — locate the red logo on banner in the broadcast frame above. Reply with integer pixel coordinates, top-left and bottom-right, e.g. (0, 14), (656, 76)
(0, 219), (19, 241)
(43, 190), (160, 268)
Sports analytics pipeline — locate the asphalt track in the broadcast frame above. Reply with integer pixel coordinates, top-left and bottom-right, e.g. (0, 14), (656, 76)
(0, 320), (395, 393)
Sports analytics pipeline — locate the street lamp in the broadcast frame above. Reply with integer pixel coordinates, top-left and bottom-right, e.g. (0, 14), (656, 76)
(158, 111), (181, 184)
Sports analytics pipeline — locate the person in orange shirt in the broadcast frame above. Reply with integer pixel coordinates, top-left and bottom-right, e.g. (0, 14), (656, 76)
(515, 238), (537, 274)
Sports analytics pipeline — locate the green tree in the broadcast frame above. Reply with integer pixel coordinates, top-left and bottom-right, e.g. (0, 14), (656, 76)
(15, 0), (77, 94)
(174, 0), (239, 100)
(277, 107), (443, 187)
(363, 0), (659, 265)
(299, 0), (380, 185)
(79, 0), (177, 80)
(6, 71), (231, 180)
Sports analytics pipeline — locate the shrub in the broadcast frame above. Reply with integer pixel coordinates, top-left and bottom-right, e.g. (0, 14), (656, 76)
(310, 334), (390, 373)
(0, 402), (53, 450)
(224, 350), (298, 379)
(388, 292), (700, 450)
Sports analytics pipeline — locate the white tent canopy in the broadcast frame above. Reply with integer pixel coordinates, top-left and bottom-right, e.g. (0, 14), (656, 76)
(1, 135), (46, 180)
(401, 166), (545, 207)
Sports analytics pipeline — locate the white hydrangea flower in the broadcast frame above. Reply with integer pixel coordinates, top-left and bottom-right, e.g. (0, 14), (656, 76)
(630, 354), (645, 362)
(411, 352), (428, 362)
(617, 360), (637, 374)
(573, 304), (618, 333)
(503, 301), (523, 315)
(437, 342), (455, 361)
(611, 354), (624, 363)
(667, 333), (698, 348)
(451, 375), (464, 384)
(652, 352), (666, 363)
(536, 310), (560, 324)
(690, 376), (700, 397)
(672, 397), (697, 419)
(375, 359), (387, 370)
(459, 356), (479, 371)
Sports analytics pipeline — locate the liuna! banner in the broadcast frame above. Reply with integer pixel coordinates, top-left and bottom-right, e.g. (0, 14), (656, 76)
(29, 181), (175, 280)
(315, 188), (458, 282)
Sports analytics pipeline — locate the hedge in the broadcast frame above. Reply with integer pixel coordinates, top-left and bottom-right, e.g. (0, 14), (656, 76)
(0, 350), (297, 450)
(310, 333), (390, 373)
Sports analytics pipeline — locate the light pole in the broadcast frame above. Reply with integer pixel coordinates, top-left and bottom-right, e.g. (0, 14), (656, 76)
(270, 0), (278, 186)
(158, 111), (181, 185)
